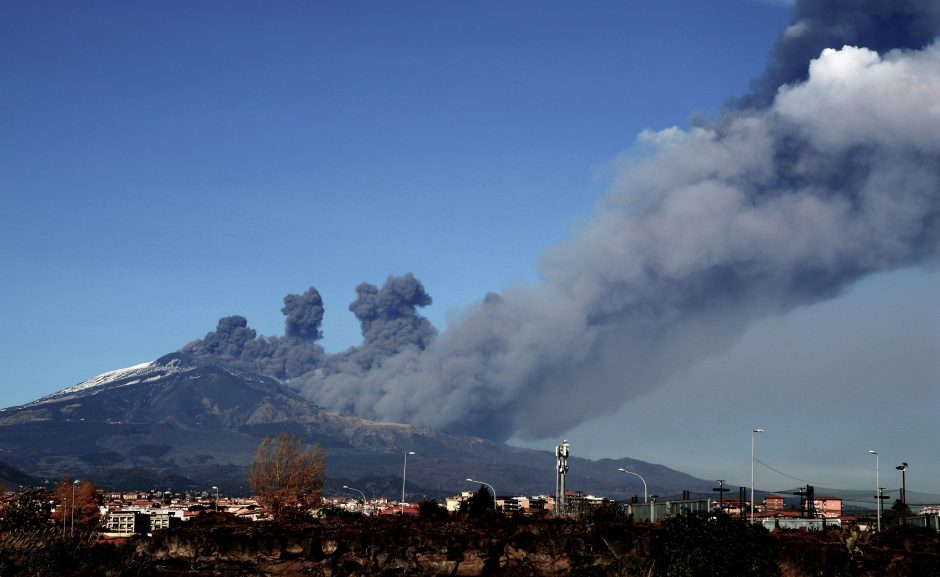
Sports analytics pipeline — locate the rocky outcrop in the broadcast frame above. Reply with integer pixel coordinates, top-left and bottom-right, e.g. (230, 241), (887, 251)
(132, 514), (639, 576)
(6, 513), (934, 576)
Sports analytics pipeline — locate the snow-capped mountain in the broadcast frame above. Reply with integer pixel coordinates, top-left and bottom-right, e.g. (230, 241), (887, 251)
(0, 353), (714, 497)
(28, 356), (188, 405)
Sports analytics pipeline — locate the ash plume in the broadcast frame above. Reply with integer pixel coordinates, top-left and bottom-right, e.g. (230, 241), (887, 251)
(343, 273), (436, 369)
(183, 0), (940, 442)
(739, 0), (940, 108)
(182, 288), (327, 379)
(282, 287), (325, 340)
(181, 276), (435, 379)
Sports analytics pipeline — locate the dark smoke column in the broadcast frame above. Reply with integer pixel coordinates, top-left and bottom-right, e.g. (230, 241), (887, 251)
(344, 273), (436, 369)
(181, 287), (327, 379)
(282, 287), (325, 340)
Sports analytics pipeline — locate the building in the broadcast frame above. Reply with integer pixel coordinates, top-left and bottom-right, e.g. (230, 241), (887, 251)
(762, 517), (841, 531)
(764, 496), (785, 512)
(446, 491), (472, 513)
(497, 497), (520, 513)
(104, 511), (150, 535)
(812, 496), (842, 518)
(904, 513), (940, 532)
(150, 512), (182, 531)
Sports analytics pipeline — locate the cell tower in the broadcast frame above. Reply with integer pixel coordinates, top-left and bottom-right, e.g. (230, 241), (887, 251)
(555, 439), (570, 517)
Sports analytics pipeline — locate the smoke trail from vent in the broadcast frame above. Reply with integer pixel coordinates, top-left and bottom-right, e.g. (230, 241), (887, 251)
(183, 0), (940, 441)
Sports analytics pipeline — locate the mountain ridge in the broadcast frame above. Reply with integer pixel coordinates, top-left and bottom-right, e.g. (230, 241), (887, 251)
(0, 355), (718, 499)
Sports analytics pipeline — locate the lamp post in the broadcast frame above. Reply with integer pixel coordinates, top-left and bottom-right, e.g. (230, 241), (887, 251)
(62, 483), (68, 538)
(617, 468), (648, 503)
(343, 485), (367, 512)
(896, 462), (908, 508)
(751, 428), (764, 523)
(466, 478), (497, 510)
(212, 486), (219, 511)
(401, 451), (415, 514)
(869, 450), (880, 531)
(70, 479), (80, 539)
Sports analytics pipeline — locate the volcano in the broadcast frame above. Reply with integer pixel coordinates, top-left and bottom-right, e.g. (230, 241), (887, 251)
(0, 353), (715, 498)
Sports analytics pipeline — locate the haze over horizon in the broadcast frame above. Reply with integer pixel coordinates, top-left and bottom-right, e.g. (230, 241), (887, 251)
(2, 1), (938, 496)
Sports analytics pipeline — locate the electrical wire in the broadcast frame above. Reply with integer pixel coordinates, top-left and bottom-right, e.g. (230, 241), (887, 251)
(753, 457), (848, 486)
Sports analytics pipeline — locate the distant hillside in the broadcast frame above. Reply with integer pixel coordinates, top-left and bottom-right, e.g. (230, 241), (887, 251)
(0, 460), (40, 491)
(0, 353), (717, 498)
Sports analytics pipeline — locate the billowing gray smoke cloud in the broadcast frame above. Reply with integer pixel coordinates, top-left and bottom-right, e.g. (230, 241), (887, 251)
(184, 0), (940, 442)
(181, 275), (435, 380)
(739, 0), (940, 108)
(182, 288), (327, 379)
(343, 274), (436, 369)
(290, 3), (940, 439)
(283, 288), (325, 340)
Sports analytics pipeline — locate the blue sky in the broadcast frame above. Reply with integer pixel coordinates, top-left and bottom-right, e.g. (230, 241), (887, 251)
(2, 1), (938, 495)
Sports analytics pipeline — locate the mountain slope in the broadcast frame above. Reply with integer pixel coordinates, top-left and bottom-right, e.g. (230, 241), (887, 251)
(0, 354), (717, 498)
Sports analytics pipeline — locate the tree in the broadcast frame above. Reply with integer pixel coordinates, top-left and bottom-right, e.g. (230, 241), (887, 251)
(50, 478), (103, 541)
(247, 432), (325, 522)
(883, 498), (912, 526)
(653, 510), (778, 577)
(0, 487), (52, 534)
(459, 485), (495, 518)
(418, 498), (449, 520)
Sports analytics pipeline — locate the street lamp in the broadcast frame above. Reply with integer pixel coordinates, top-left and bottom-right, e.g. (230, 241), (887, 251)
(869, 450), (880, 531)
(896, 462), (908, 508)
(70, 479), (80, 539)
(401, 451), (415, 514)
(751, 428), (764, 523)
(466, 478), (497, 510)
(62, 484), (69, 538)
(617, 468), (648, 503)
(212, 486), (219, 511)
(343, 485), (367, 512)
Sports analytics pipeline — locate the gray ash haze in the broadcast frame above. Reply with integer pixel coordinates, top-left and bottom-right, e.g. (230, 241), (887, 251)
(182, 0), (940, 442)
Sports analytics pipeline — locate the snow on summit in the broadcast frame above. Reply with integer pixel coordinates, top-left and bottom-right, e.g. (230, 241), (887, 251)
(27, 358), (190, 405)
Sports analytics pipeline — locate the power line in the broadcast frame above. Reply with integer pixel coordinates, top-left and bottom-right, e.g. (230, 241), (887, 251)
(753, 457), (848, 486)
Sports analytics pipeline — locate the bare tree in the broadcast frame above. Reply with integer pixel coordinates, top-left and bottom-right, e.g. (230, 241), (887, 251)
(248, 432), (325, 522)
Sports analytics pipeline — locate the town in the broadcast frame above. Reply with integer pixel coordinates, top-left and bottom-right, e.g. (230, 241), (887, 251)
(4, 482), (936, 540)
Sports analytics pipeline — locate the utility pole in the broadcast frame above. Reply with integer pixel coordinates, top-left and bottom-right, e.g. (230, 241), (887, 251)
(713, 480), (729, 512)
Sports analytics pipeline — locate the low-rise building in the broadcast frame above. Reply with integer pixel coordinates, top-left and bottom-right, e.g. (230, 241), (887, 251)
(764, 496), (785, 512)
(150, 512), (182, 531)
(105, 511), (150, 535)
(812, 496), (842, 518)
(446, 491), (472, 513)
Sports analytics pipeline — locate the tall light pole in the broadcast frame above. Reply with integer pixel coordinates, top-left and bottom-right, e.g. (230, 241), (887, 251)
(343, 485), (367, 512)
(869, 450), (880, 531)
(62, 483), (68, 538)
(896, 462), (908, 508)
(617, 468), (648, 503)
(344, 485), (367, 503)
(751, 428), (764, 523)
(401, 451), (415, 514)
(70, 479), (80, 539)
(466, 478), (497, 510)
(212, 486), (219, 511)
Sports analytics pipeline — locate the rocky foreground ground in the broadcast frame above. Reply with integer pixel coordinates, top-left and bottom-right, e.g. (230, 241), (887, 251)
(3, 512), (939, 576)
